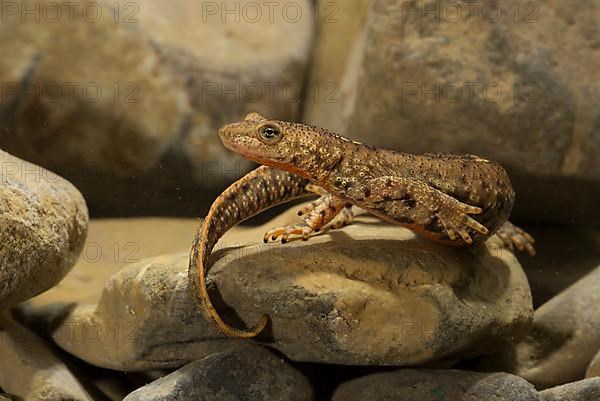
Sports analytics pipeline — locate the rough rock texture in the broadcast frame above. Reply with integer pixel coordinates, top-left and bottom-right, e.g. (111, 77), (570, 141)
(16, 217), (269, 369)
(123, 345), (313, 401)
(35, 252), (236, 371)
(304, 0), (600, 226)
(0, 149), (88, 308)
(540, 378), (600, 401)
(0, 310), (93, 401)
(331, 369), (540, 401)
(29, 205), (532, 370)
(192, 214), (534, 367)
(587, 349), (600, 378)
(0, 0), (313, 216)
(477, 265), (600, 388)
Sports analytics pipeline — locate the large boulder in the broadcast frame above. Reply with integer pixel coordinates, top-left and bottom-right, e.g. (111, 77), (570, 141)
(123, 345), (314, 401)
(304, 0), (600, 226)
(26, 205), (532, 370)
(540, 378), (600, 401)
(331, 369), (540, 401)
(477, 265), (600, 388)
(0, 149), (88, 308)
(0, 311), (93, 401)
(587, 349), (600, 378)
(0, 0), (314, 216)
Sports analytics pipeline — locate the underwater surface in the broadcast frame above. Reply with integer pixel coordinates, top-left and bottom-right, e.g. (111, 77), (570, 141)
(0, 1), (599, 400)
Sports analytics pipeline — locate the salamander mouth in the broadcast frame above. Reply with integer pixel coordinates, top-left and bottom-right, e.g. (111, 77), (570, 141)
(220, 139), (246, 155)
(221, 139), (284, 164)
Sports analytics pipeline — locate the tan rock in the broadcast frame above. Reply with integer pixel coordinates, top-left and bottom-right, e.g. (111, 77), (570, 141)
(0, 310), (92, 401)
(123, 344), (314, 401)
(540, 378), (600, 401)
(28, 204), (532, 370)
(303, 0), (600, 226)
(201, 215), (534, 366)
(331, 369), (540, 401)
(303, 0), (373, 133)
(0, 0), (314, 215)
(37, 252), (235, 371)
(586, 349), (600, 378)
(477, 265), (600, 388)
(0, 150), (88, 307)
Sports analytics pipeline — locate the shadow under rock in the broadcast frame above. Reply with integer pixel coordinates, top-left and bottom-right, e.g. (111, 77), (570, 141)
(515, 224), (600, 307)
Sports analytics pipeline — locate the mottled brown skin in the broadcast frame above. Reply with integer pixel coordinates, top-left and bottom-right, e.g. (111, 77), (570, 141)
(220, 112), (519, 246)
(191, 112), (535, 339)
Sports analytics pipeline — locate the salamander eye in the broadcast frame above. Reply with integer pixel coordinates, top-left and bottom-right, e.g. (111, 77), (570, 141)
(258, 125), (282, 144)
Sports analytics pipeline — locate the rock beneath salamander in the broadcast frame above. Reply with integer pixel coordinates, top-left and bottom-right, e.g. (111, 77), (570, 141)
(24, 203), (532, 369)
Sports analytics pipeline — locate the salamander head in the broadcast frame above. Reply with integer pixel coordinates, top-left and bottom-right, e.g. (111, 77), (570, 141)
(218, 112), (344, 179)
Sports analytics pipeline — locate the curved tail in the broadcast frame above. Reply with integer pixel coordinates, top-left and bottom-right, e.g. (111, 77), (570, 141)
(189, 166), (312, 338)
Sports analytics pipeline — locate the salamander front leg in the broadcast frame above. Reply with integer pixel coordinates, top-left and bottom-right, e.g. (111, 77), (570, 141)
(363, 176), (489, 245)
(264, 193), (349, 243)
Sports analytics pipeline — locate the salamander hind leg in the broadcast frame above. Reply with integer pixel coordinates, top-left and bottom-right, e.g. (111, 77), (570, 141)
(496, 221), (536, 256)
(330, 205), (353, 229)
(264, 193), (348, 243)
